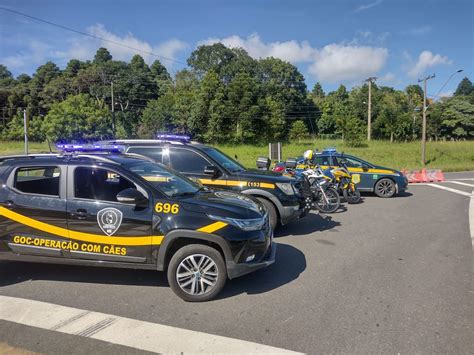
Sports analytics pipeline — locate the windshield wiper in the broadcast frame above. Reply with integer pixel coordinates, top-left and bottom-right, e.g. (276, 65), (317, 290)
(172, 191), (198, 198)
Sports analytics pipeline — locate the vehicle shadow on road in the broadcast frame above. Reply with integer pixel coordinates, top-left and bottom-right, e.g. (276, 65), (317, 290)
(275, 212), (341, 237)
(0, 261), (167, 288)
(362, 191), (413, 198)
(216, 243), (306, 299)
(0, 244), (305, 300)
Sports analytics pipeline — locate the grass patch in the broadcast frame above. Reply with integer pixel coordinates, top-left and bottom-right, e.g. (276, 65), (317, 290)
(1, 140), (473, 172)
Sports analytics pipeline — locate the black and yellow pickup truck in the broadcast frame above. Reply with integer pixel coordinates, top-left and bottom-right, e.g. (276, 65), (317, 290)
(0, 149), (275, 301)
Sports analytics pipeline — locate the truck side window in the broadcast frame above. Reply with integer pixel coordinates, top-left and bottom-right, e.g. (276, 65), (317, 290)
(74, 167), (135, 202)
(14, 166), (60, 196)
(127, 147), (163, 163)
(169, 148), (210, 173)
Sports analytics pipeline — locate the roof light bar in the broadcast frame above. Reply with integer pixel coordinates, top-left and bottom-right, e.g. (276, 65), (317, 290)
(156, 133), (191, 142)
(322, 147), (337, 154)
(56, 143), (125, 153)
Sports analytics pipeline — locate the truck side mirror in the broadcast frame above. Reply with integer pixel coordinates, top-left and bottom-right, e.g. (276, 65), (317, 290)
(204, 165), (220, 178)
(116, 188), (148, 207)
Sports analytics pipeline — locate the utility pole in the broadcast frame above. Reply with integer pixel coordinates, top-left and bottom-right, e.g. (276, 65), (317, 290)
(111, 80), (116, 138)
(364, 77), (377, 141)
(418, 74), (435, 165)
(23, 108), (28, 155)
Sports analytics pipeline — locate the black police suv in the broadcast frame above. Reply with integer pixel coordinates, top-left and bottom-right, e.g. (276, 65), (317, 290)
(99, 136), (311, 230)
(0, 151), (275, 302)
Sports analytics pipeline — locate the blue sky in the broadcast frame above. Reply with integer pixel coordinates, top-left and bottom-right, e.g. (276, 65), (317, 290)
(0, 0), (472, 97)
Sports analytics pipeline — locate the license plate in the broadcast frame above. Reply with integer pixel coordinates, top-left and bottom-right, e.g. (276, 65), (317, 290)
(352, 174), (360, 184)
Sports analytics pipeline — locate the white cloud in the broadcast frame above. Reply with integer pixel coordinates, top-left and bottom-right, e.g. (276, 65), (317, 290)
(309, 44), (388, 83)
(199, 34), (389, 83)
(378, 72), (396, 85)
(354, 0), (383, 13)
(199, 33), (316, 63)
(408, 50), (452, 78)
(53, 24), (187, 68)
(1, 39), (51, 70)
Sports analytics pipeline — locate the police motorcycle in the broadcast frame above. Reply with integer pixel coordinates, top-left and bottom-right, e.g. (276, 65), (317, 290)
(284, 150), (340, 214)
(326, 160), (362, 204)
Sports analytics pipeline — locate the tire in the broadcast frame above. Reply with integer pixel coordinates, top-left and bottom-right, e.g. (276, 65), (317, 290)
(316, 187), (340, 213)
(167, 244), (227, 302)
(343, 187), (361, 204)
(374, 178), (396, 198)
(256, 197), (278, 231)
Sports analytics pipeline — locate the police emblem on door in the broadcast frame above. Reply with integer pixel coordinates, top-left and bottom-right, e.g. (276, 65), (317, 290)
(97, 208), (123, 236)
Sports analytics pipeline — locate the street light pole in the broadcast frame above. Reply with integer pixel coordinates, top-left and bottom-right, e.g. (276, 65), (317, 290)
(418, 74), (435, 165)
(364, 77), (377, 141)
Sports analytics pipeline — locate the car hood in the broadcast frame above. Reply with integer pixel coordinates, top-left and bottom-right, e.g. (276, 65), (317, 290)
(180, 190), (265, 219)
(234, 169), (295, 183)
(371, 165), (401, 175)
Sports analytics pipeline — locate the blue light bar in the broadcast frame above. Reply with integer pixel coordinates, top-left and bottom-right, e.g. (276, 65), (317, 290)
(156, 133), (191, 142)
(56, 143), (125, 153)
(322, 147), (338, 154)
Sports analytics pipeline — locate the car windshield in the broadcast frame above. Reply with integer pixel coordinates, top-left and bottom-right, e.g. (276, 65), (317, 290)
(202, 147), (246, 173)
(123, 160), (200, 198)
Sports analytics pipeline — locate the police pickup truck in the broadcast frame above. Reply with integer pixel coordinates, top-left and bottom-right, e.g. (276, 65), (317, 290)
(0, 147), (275, 301)
(99, 135), (312, 230)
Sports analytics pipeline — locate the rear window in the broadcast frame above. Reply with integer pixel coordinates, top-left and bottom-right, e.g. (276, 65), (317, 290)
(14, 166), (60, 196)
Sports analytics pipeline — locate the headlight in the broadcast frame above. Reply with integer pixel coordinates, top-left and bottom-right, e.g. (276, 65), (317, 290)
(208, 214), (266, 231)
(276, 182), (296, 195)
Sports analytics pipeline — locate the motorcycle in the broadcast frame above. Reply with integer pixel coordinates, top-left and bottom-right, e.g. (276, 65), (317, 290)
(284, 163), (340, 213)
(327, 163), (362, 204)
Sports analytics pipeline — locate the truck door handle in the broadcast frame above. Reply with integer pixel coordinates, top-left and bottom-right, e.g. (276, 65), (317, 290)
(71, 209), (88, 220)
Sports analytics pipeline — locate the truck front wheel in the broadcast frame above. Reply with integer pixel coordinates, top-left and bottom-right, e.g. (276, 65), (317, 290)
(167, 244), (227, 302)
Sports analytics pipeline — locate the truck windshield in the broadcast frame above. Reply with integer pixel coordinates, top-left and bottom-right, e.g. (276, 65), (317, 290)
(124, 160), (200, 198)
(202, 147), (246, 173)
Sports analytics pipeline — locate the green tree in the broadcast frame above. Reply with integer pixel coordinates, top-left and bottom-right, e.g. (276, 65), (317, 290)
(289, 120), (308, 142)
(454, 77), (473, 96)
(311, 82), (325, 98)
(227, 71), (259, 143)
(438, 96), (474, 138)
(42, 94), (112, 142)
(94, 47), (112, 64)
(140, 92), (175, 136)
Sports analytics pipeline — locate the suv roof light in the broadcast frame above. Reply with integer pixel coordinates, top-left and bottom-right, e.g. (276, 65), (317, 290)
(155, 133), (191, 142)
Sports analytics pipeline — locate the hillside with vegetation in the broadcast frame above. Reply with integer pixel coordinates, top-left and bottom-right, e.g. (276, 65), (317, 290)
(0, 44), (473, 147)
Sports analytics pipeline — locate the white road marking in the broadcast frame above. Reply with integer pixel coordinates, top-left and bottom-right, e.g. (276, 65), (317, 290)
(447, 178), (474, 181)
(0, 296), (300, 354)
(426, 183), (473, 197)
(446, 181), (474, 188)
(470, 191), (474, 250)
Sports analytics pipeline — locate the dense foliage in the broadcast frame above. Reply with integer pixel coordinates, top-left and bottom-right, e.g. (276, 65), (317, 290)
(0, 46), (473, 145)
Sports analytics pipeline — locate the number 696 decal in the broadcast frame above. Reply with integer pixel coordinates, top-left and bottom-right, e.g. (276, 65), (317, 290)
(155, 202), (180, 214)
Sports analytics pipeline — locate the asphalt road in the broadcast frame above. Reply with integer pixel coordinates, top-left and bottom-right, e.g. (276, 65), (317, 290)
(1, 173), (473, 354)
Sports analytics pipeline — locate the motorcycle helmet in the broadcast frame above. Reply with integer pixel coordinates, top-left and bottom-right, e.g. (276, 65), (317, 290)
(303, 149), (313, 161)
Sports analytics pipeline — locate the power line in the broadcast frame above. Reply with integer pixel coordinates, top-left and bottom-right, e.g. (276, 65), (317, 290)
(0, 7), (187, 66)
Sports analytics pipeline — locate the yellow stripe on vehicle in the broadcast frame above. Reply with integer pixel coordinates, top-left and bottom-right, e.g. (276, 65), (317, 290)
(199, 179), (228, 186)
(0, 207), (227, 246)
(197, 221), (228, 233)
(199, 179), (275, 189)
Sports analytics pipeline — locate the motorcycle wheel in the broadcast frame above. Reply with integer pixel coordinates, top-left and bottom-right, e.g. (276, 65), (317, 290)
(343, 188), (361, 204)
(316, 187), (340, 213)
